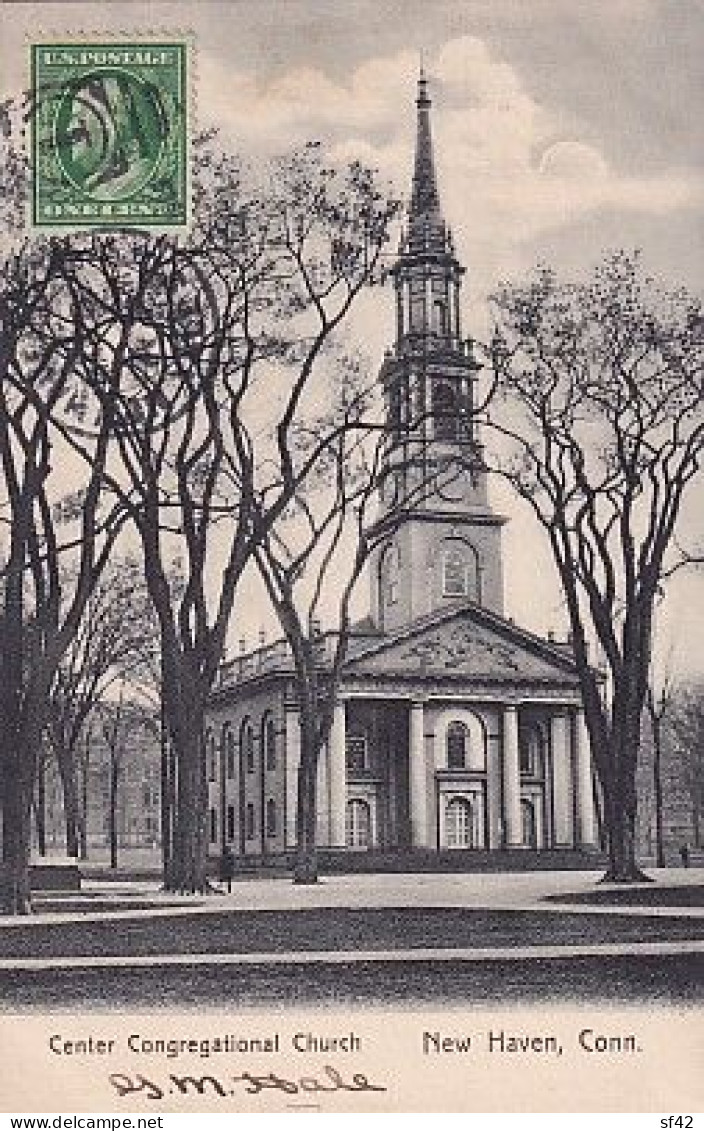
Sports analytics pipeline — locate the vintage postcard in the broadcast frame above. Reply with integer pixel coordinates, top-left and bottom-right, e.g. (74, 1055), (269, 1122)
(0, 0), (702, 1115)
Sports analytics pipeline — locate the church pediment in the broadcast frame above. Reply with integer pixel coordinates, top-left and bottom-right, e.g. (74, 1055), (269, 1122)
(345, 605), (580, 685)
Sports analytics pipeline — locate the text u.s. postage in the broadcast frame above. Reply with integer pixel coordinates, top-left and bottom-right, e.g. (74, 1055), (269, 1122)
(31, 43), (188, 227)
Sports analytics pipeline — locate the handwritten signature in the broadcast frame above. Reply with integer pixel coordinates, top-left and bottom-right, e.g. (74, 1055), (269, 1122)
(109, 1064), (387, 1100)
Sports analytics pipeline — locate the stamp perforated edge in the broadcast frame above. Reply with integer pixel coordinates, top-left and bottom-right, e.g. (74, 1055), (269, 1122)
(25, 27), (197, 234)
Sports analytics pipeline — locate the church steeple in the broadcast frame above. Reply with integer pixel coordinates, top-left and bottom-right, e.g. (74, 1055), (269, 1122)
(389, 67), (465, 351)
(368, 72), (507, 633)
(410, 67), (442, 228)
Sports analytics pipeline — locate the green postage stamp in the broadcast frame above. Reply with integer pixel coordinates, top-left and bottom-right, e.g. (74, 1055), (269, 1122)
(31, 43), (188, 227)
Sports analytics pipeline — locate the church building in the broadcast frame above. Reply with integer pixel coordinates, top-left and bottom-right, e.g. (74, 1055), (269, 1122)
(205, 74), (599, 861)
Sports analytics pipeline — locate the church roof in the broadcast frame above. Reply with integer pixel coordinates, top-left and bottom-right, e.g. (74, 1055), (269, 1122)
(342, 600), (584, 689)
(212, 602), (584, 700)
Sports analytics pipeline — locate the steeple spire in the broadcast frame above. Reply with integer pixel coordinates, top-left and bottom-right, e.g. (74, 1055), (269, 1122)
(410, 64), (441, 224)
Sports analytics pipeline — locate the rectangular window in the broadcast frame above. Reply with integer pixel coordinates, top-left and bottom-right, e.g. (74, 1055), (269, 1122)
(209, 808), (217, 844)
(227, 805), (235, 842)
(266, 799), (277, 837)
(345, 735), (368, 774)
(410, 299), (425, 330)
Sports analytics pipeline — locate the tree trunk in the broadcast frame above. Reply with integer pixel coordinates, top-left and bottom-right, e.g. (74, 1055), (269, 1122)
(0, 753), (35, 915)
(652, 729), (666, 868)
(165, 704), (209, 894)
(79, 769), (88, 861)
(35, 761), (46, 857)
(160, 715), (173, 887)
(601, 785), (652, 883)
(293, 707), (322, 885)
(597, 674), (652, 884)
(109, 754), (119, 871)
(55, 745), (82, 859)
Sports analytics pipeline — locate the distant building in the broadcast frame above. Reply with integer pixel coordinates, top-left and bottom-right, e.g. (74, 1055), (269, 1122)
(204, 75), (599, 861)
(636, 697), (703, 861)
(38, 703), (161, 853)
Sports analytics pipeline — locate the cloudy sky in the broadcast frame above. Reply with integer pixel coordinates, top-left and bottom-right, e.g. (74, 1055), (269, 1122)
(3, 0), (703, 671)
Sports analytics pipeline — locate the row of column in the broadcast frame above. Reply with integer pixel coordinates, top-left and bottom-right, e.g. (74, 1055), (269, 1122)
(287, 698), (597, 851)
(409, 701), (597, 850)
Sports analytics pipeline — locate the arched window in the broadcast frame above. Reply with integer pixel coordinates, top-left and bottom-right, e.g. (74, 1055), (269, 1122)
(447, 721), (469, 769)
(241, 721), (254, 774)
(245, 802), (255, 840)
(432, 381), (458, 441)
(266, 798), (277, 837)
(224, 727), (236, 779)
(521, 799), (537, 848)
(445, 797), (474, 848)
(206, 733), (217, 782)
(442, 546), (468, 597)
(264, 717), (276, 771)
(380, 543), (400, 608)
(389, 384), (400, 438)
(346, 799), (372, 848)
(387, 546), (400, 605)
(433, 299), (447, 335)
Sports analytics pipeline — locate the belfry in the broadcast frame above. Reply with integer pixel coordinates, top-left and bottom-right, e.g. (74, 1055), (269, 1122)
(205, 76), (599, 861)
(369, 69), (505, 633)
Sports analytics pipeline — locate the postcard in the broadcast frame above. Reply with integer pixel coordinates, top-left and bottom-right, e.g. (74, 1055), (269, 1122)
(0, 0), (702, 1115)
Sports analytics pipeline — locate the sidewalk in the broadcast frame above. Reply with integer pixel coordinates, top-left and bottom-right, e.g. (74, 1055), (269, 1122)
(2, 866), (701, 929)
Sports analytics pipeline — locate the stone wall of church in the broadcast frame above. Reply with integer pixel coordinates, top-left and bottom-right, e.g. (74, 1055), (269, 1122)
(206, 683), (288, 859)
(372, 517), (504, 634)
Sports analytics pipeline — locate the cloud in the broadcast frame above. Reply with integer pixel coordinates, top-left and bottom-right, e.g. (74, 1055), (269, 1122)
(198, 33), (703, 282)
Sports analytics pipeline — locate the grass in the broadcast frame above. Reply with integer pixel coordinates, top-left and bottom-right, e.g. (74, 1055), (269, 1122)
(1, 905), (702, 960)
(544, 884), (704, 907)
(0, 953), (701, 1010)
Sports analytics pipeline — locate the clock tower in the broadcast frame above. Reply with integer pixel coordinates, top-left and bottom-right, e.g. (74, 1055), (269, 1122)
(369, 70), (506, 633)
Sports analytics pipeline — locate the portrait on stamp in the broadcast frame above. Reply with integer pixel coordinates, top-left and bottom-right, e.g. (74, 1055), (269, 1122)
(31, 44), (187, 226)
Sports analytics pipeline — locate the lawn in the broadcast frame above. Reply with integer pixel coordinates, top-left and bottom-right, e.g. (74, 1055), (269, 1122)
(1, 905), (702, 959)
(545, 884), (704, 907)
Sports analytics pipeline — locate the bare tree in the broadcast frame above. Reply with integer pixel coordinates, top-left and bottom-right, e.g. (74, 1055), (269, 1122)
(46, 555), (157, 858)
(0, 232), (125, 913)
(488, 250), (703, 881)
(55, 141), (398, 893)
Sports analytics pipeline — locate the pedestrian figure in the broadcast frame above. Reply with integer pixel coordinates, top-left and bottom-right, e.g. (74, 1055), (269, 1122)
(679, 844), (690, 869)
(220, 845), (235, 892)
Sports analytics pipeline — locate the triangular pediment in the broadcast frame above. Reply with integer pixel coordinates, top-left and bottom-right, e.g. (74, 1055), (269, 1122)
(344, 604), (580, 685)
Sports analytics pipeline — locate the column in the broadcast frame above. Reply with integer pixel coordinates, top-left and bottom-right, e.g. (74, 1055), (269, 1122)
(503, 705), (523, 847)
(284, 708), (300, 849)
(575, 709), (597, 848)
(316, 737), (329, 846)
(328, 700), (347, 848)
(551, 712), (574, 846)
(453, 275), (461, 342)
(396, 281), (404, 339)
(409, 701), (429, 847)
